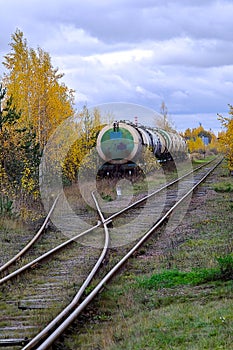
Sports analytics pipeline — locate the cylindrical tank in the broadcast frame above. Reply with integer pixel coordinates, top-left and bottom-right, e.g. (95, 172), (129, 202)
(96, 122), (142, 164)
(168, 132), (187, 155)
(136, 127), (152, 147)
(155, 129), (187, 156)
(149, 129), (167, 154)
(156, 129), (172, 153)
(97, 122), (187, 164)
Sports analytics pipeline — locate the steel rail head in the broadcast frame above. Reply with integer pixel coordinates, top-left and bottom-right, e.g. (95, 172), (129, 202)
(28, 157), (223, 350)
(106, 156), (220, 222)
(0, 194), (60, 273)
(91, 191), (106, 223)
(22, 194), (110, 350)
(0, 223), (101, 285)
(1, 157), (221, 284)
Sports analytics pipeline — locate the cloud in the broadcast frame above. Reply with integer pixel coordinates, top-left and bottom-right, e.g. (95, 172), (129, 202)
(1, 0), (233, 133)
(55, 0), (233, 44)
(49, 31), (233, 117)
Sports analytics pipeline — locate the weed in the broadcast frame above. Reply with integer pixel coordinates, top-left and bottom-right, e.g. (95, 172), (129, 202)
(217, 254), (233, 280)
(213, 181), (233, 192)
(136, 254), (233, 291)
(101, 193), (113, 202)
(0, 195), (13, 216)
(136, 268), (218, 290)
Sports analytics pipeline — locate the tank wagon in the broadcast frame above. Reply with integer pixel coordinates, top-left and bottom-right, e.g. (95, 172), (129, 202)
(96, 121), (187, 176)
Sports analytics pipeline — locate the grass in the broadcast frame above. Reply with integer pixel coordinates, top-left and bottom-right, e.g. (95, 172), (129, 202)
(63, 282), (233, 350)
(135, 263), (231, 291)
(108, 298), (232, 350)
(191, 155), (217, 164)
(213, 181), (233, 193)
(59, 160), (233, 350)
(1, 159), (232, 349)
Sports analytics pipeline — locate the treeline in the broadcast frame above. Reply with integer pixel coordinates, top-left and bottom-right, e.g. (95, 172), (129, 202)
(1, 29), (233, 219)
(181, 124), (218, 156)
(0, 30), (102, 218)
(218, 106), (233, 174)
(181, 116), (233, 174)
(0, 85), (41, 200)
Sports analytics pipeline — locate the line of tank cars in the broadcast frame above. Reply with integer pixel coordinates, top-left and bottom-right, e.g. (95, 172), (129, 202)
(96, 120), (188, 177)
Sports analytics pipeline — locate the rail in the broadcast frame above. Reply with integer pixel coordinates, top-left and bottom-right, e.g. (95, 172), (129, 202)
(22, 193), (110, 350)
(22, 157), (223, 349)
(0, 158), (218, 286)
(0, 194), (60, 274)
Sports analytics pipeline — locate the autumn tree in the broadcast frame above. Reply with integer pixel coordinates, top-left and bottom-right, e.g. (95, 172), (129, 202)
(183, 123), (218, 155)
(154, 101), (176, 132)
(0, 85), (21, 192)
(218, 106), (233, 173)
(3, 29), (75, 148)
(0, 29), (76, 213)
(62, 106), (103, 182)
(0, 85), (41, 199)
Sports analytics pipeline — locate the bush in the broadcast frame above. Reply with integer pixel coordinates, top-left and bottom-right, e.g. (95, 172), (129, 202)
(213, 181), (233, 192)
(101, 193), (113, 202)
(0, 195), (13, 216)
(217, 254), (233, 280)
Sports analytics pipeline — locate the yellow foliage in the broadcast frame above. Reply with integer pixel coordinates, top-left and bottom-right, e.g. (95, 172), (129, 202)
(3, 29), (75, 148)
(62, 106), (104, 182)
(187, 137), (204, 153)
(1, 29), (77, 206)
(183, 123), (218, 154)
(218, 108), (233, 171)
(21, 165), (39, 199)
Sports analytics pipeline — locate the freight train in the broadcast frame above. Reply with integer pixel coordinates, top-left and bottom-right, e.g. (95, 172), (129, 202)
(96, 121), (187, 177)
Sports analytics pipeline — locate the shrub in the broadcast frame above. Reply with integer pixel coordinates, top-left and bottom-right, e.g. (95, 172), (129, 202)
(213, 181), (233, 192)
(0, 195), (13, 216)
(217, 254), (233, 280)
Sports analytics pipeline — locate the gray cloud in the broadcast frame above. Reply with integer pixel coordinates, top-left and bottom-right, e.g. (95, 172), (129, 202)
(1, 0), (233, 133)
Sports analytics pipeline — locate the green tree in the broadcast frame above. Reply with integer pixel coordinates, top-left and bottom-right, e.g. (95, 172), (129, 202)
(0, 86), (41, 199)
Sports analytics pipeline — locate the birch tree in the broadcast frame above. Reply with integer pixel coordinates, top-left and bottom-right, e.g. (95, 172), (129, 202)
(218, 106), (233, 173)
(3, 29), (75, 148)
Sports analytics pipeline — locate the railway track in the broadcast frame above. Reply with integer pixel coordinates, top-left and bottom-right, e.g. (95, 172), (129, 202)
(0, 157), (222, 349)
(0, 195), (61, 275)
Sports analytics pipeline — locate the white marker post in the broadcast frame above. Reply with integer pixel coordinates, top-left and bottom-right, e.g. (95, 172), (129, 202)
(116, 186), (122, 198)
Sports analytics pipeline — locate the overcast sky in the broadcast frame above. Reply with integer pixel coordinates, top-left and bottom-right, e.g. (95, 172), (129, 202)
(1, 0), (233, 133)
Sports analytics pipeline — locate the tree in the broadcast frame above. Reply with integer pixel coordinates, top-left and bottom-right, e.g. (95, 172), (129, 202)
(183, 124), (218, 155)
(0, 86), (41, 199)
(0, 29), (77, 218)
(0, 83), (7, 132)
(3, 29), (75, 148)
(186, 136), (204, 154)
(218, 106), (233, 173)
(154, 101), (176, 132)
(62, 106), (103, 182)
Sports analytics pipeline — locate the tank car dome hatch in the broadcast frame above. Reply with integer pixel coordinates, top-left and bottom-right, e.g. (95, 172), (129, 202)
(96, 121), (142, 164)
